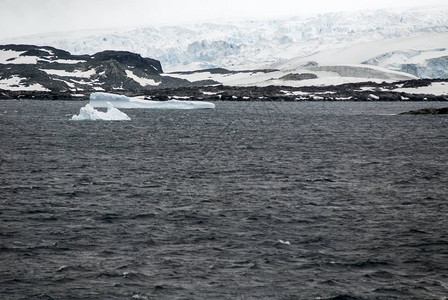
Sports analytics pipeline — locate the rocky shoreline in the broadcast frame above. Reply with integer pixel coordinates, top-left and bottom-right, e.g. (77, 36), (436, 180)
(400, 107), (448, 114)
(1, 79), (447, 102)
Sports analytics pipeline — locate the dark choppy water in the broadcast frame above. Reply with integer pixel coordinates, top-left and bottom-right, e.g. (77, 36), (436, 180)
(1, 100), (448, 299)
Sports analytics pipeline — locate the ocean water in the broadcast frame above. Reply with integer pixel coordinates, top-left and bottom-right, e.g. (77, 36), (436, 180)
(1, 100), (448, 299)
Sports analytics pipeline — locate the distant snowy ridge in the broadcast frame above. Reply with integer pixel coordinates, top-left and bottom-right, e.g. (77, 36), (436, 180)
(3, 6), (447, 74)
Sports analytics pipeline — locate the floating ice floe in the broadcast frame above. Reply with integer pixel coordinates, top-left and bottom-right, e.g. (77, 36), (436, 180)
(71, 102), (131, 121)
(89, 92), (215, 109)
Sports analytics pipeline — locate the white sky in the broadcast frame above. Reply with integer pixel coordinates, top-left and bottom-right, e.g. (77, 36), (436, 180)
(1, 0), (447, 39)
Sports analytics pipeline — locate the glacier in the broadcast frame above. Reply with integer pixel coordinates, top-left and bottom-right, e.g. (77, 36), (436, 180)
(89, 92), (215, 109)
(4, 6), (447, 75)
(71, 102), (131, 121)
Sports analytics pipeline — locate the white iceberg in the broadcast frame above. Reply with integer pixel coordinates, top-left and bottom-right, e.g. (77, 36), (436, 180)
(71, 102), (131, 121)
(89, 92), (215, 110)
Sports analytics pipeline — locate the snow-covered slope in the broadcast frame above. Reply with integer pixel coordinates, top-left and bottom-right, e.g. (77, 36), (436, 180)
(165, 64), (417, 88)
(273, 32), (448, 78)
(2, 6), (447, 75)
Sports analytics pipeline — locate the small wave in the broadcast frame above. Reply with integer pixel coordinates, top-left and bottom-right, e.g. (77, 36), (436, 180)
(99, 213), (121, 223)
(122, 272), (151, 281)
(308, 177), (336, 182)
(325, 295), (360, 300)
(363, 270), (394, 279)
(131, 213), (156, 220)
(331, 259), (390, 269)
(97, 270), (151, 282)
(278, 239), (291, 245)
(408, 229), (429, 234)
(57, 265), (91, 273)
(373, 288), (407, 296)
(400, 240), (448, 248)
(27, 215), (59, 221)
(23, 209), (49, 214)
(132, 294), (149, 300)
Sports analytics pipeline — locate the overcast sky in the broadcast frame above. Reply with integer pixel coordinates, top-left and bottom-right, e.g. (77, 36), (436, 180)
(1, 0), (447, 39)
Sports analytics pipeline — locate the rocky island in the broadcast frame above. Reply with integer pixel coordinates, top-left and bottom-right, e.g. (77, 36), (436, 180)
(1, 44), (448, 102)
(400, 107), (448, 114)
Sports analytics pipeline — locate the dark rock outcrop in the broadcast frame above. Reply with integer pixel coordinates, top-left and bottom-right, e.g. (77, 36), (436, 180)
(0, 44), (188, 92)
(280, 73), (318, 81)
(400, 107), (448, 115)
(169, 67), (278, 75)
(92, 50), (163, 74)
